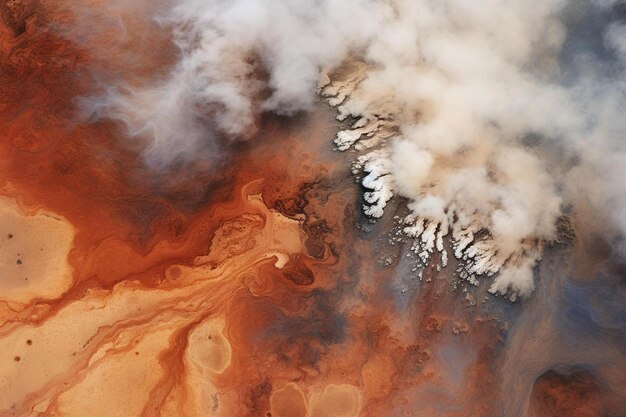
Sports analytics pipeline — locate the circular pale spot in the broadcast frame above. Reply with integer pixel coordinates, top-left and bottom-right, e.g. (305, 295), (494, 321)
(186, 318), (232, 374)
(270, 383), (308, 417)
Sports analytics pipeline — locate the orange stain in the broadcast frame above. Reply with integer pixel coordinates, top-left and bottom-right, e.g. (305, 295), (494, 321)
(0, 2), (618, 417)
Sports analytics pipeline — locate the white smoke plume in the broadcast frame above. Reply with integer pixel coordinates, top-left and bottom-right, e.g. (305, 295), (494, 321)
(84, 0), (626, 299)
(80, 0), (388, 164)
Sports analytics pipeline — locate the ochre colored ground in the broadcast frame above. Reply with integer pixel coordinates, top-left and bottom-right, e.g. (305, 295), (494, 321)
(0, 2), (619, 417)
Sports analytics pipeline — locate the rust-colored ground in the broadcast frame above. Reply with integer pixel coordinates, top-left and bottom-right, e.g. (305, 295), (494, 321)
(0, 2), (621, 417)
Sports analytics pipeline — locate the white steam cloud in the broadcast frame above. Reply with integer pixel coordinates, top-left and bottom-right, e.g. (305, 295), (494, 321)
(86, 0), (626, 299)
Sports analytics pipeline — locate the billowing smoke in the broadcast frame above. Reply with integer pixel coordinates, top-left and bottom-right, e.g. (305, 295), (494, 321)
(78, 0), (387, 164)
(83, 0), (626, 299)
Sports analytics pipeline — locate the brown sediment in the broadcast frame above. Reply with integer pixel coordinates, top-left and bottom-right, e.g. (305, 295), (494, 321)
(527, 370), (608, 417)
(0, 2), (587, 417)
(0, 5), (362, 415)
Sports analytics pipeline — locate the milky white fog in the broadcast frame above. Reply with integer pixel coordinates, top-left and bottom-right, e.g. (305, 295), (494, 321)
(0, 1), (624, 416)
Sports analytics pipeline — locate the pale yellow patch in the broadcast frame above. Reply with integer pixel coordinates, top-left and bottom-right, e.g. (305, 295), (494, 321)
(310, 384), (362, 417)
(0, 197), (74, 305)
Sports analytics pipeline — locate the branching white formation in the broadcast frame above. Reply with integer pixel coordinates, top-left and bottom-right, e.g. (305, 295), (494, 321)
(320, 66), (560, 301)
(87, 0), (626, 300)
(357, 151), (395, 219)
